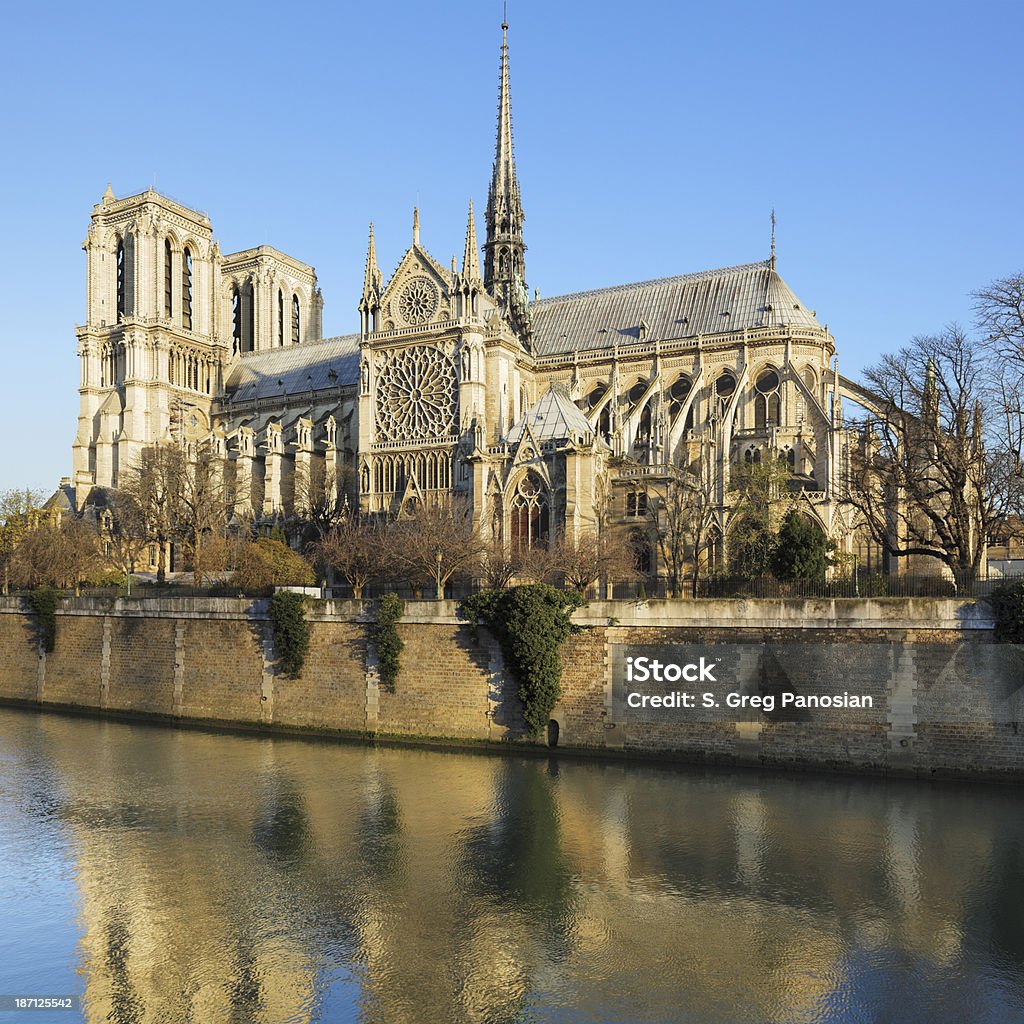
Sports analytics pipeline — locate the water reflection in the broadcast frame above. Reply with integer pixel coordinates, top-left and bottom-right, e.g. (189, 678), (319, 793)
(1, 707), (1023, 1023)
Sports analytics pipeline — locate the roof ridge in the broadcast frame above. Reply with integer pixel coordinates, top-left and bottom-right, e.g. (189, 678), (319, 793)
(235, 333), (360, 364)
(533, 260), (772, 307)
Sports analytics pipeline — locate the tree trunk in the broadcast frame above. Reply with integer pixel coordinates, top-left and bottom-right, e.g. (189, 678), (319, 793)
(193, 530), (203, 588)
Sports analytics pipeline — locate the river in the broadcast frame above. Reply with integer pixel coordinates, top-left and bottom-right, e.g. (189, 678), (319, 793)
(1, 705), (1023, 1023)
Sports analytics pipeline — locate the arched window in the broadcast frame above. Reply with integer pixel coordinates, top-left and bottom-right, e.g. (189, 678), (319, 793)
(245, 283), (255, 352)
(278, 290), (284, 346)
(668, 375), (691, 420)
(628, 379), (648, 405)
(292, 295), (300, 344)
(182, 246), (193, 331)
(116, 238), (126, 321)
(754, 368), (781, 428)
(231, 286), (241, 353)
(510, 472), (549, 551)
(715, 371), (736, 418)
(164, 239), (173, 318)
(636, 402), (653, 446)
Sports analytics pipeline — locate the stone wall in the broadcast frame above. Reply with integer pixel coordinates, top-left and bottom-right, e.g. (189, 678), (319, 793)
(0, 595), (1020, 781)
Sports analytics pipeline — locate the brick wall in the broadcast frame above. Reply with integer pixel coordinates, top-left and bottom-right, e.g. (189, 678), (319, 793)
(0, 596), (1020, 781)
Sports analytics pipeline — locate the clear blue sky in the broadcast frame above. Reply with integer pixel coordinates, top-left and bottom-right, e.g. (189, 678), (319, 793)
(1, 0), (1021, 492)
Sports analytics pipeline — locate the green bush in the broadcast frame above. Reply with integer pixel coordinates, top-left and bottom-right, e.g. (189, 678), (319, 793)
(772, 511), (833, 581)
(24, 587), (60, 653)
(269, 590), (310, 678)
(374, 593), (404, 690)
(989, 580), (1024, 643)
(460, 584), (584, 737)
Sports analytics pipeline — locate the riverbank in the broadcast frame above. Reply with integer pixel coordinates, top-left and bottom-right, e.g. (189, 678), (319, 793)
(1, 594), (1019, 782)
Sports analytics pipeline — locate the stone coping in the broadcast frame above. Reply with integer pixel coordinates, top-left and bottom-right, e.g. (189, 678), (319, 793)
(0, 595), (994, 631)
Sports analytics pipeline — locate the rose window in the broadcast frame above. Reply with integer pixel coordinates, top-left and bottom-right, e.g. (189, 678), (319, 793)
(398, 276), (439, 326)
(375, 346), (457, 441)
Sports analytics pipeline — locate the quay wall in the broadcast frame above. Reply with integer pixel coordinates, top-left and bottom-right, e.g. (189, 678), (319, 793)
(0, 595), (1020, 781)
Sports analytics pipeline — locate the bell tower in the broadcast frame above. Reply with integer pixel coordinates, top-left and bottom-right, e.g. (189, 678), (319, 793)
(73, 186), (225, 500)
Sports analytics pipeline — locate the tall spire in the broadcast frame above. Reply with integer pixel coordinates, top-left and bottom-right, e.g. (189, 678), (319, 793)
(359, 222), (382, 336)
(463, 199), (482, 283)
(484, 18), (531, 340)
(770, 208), (776, 271)
(362, 223), (381, 298)
(413, 206), (420, 246)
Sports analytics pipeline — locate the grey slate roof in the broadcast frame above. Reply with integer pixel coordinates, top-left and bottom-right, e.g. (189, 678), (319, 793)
(530, 261), (822, 357)
(222, 334), (360, 403)
(505, 383), (597, 444)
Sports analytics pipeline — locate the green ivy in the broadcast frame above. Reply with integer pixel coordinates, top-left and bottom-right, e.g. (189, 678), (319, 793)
(24, 587), (60, 653)
(269, 590), (310, 678)
(989, 580), (1024, 643)
(375, 593), (404, 690)
(460, 584), (584, 737)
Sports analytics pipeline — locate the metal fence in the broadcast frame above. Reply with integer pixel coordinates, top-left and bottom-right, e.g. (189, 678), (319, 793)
(5, 572), (1023, 604)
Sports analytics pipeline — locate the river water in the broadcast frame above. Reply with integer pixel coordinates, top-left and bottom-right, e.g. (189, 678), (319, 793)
(1, 705), (1023, 1023)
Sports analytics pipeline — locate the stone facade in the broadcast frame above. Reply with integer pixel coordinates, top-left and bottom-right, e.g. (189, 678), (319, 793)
(72, 22), (885, 575)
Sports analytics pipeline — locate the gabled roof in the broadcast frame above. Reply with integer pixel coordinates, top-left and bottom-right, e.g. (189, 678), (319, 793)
(505, 383), (596, 444)
(530, 261), (822, 357)
(221, 334), (360, 404)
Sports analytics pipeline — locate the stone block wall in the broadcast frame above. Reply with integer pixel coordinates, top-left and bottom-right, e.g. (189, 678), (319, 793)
(0, 595), (1020, 781)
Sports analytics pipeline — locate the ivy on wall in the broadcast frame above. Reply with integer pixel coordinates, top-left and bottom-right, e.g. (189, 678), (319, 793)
(375, 593), (404, 691)
(989, 580), (1024, 643)
(269, 591), (310, 678)
(24, 587), (60, 653)
(460, 584), (584, 736)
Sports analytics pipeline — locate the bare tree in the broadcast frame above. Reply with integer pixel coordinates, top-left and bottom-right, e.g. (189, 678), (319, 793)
(844, 326), (997, 588)
(176, 440), (234, 586)
(389, 498), (484, 598)
(512, 542), (561, 585)
(553, 530), (634, 594)
(478, 537), (517, 589)
(311, 517), (390, 598)
(292, 457), (352, 545)
(120, 441), (234, 585)
(644, 437), (721, 597)
(102, 489), (150, 581)
(974, 272), (1024, 499)
(0, 489), (45, 594)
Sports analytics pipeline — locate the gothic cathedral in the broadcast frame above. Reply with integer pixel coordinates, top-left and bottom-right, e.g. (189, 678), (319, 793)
(72, 22), (875, 574)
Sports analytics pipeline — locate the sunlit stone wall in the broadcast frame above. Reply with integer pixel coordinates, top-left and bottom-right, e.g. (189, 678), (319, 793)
(0, 596), (1019, 780)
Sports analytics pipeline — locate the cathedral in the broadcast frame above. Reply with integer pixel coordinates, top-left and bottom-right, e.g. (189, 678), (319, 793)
(72, 22), (879, 577)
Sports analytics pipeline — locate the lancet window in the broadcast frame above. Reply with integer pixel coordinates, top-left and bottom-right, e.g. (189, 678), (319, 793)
(164, 239), (173, 318)
(182, 246), (193, 331)
(510, 472), (549, 551)
(116, 238), (126, 321)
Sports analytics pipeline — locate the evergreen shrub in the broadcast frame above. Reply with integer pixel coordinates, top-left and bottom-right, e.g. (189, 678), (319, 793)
(375, 593), (404, 690)
(269, 590), (310, 678)
(989, 579), (1024, 643)
(460, 584), (584, 736)
(25, 587), (60, 653)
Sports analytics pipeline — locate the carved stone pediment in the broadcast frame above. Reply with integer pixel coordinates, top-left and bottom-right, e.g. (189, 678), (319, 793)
(380, 248), (454, 330)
